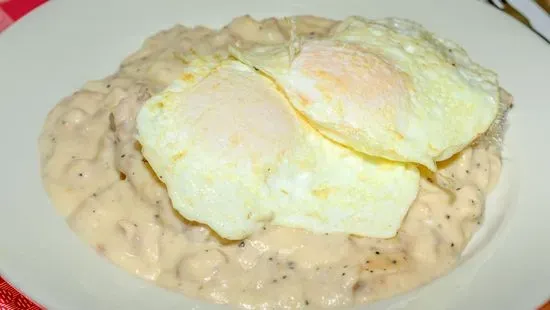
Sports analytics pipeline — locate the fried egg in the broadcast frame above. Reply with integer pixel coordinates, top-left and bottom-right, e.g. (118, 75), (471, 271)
(230, 16), (500, 171)
(137, 59), (419, 240)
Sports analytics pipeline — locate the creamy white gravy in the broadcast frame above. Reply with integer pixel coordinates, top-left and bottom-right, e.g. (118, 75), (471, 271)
(39, 16), (505, 309)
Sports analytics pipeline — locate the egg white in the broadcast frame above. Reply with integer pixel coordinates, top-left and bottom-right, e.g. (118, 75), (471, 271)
(230, 16), (500, 171)
(137, 59), (419, 240)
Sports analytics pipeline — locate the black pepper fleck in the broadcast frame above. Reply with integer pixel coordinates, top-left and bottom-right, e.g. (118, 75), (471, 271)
(287, 261), (296, 269)
(106, 84), (111, 88)
(272, 279), (278, 283)
(476, 163), (481, 168)
(370, 270), (374, 273)
(238, 241), (245, 248)
(375, 251), (380, 255)
(282, 275), (287, 279)
(78, 173), (83, 177)
(451, 243), (455, 247)
(341, 272), (346, 276)
(343, 265), (348, 268)
(121, 154), (126, 158)
(365, 260), (370, 264)
(392, 260), (397, 264)
(466, 169), (470, 174)
(154, 214), (160, 219)
(446, 214), (451, 219)
(156, 200), (160, 204)
(269, 257), (274, 261)
(133, 223), (138, 227)
(456, 187), (462, 191)
(305, 300), (310, 306)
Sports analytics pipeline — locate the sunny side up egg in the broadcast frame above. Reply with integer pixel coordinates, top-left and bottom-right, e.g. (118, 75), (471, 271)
(230, 16), (501, 171)
(137, 59), (419, 240)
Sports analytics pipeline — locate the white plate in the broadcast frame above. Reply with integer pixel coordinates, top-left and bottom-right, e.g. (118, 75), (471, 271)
(0, 0), (549, 309)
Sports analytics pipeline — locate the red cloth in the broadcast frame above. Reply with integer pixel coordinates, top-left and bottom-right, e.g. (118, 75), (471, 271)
(0, 277), (42, 310)
(0, 0), (47, 32)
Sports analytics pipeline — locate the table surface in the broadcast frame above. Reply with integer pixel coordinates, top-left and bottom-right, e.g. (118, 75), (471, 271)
(0, 0), (549, 309)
